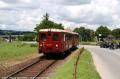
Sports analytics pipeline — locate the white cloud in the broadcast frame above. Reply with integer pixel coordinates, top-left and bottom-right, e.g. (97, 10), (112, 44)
(0, 0), (120, 31)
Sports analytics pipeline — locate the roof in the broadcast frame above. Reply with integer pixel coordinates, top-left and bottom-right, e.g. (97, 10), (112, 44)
(39, 29), (64, 32)
(39, 29), (78, 35)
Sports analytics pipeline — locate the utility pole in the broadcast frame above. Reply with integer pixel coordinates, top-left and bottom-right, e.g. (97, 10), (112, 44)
(9, 34), (12, 43)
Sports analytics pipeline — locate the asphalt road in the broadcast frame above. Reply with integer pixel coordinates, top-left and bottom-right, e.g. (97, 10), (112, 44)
(84, 45), (120, 79)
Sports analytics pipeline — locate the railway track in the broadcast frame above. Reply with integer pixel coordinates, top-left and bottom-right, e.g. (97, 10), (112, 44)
(6, 59), (57, 79)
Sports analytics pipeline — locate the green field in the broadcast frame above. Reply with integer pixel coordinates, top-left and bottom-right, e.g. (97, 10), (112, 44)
(50, 49), (101, 79)
(0, 41), (38, 64)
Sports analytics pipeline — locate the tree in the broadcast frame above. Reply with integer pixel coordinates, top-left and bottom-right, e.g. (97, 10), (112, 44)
(112, 28), (120, 38)
(43, 13), (49, 21)
(74, 27), (85, 41)
(85, 29), (95, 41)
(34, 13), (64, 32)
(74, 27), (95, 42)
(95, 26), (111, 38)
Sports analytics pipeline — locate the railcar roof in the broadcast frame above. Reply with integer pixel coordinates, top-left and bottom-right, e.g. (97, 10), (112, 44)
(39, 29), (78, 35)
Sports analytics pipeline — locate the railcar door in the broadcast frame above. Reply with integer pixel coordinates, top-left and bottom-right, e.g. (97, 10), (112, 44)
(44, 32), (52, 53)
(38, 32), (47, 53)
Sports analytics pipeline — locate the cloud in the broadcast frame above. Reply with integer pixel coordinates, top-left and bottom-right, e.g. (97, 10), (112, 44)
(55, 0), (120, 28)
(1, 0), (19, 3)
(0, 10), (19, 25)
(51, 0), (92, 5)
(0, 0), (120, 31)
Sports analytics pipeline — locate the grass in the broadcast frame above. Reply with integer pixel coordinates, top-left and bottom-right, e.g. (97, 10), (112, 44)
(77, 49), (101, 79)
(113, 40), (120, 43)
(50, 49), (101, 79)
(0, 41), (38, 64)
(80, 42), (97, 45)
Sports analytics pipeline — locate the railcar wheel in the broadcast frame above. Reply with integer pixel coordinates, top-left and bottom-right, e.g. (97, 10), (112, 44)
(60, 53), (65, 59)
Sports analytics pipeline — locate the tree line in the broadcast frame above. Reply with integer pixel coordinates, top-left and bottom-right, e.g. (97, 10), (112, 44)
(18, 13), (120, 42)
(74, 26), (120, 42)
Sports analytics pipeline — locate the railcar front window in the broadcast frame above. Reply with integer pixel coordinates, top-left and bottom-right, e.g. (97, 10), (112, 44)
(40, 33), (46, 41)
(53, 34), (59, 41)
(48, 31), (51, 36)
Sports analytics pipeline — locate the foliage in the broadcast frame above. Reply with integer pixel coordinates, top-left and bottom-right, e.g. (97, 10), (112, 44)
(111, 28), (120, 38)
(74, 27), (95, 42)
(30, 43), (38, 47)
(112, 40), (120, 43)
(95, 26), (111, 38)
(18, 33), (36, 41)
(34, 13), (64, 32)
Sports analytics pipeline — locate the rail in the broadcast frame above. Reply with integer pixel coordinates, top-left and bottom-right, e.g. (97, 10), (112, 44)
(6, 60), (41, 79)
(6, 59), (57, 79)
(33, 60), (57, 79)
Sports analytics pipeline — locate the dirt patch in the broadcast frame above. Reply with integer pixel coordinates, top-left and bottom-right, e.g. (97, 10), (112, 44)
(0, 54), (43, 77)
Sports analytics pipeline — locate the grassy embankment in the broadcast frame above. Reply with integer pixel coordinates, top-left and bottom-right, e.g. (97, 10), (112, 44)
(50, 49), (101, 79)
(0, 41), (38, 64)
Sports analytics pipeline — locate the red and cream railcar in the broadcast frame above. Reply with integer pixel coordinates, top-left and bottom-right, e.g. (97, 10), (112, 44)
(38, 29), (79, 55)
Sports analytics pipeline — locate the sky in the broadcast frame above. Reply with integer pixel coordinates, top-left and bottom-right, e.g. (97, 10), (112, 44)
(0, 0), (120, 31)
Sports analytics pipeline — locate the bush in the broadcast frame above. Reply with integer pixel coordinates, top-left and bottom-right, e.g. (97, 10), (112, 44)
(18, 33), (36, 41)
(30, 43), (38, 47)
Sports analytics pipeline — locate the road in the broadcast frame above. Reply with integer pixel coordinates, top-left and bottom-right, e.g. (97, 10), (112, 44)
(84, 45), (120, 79)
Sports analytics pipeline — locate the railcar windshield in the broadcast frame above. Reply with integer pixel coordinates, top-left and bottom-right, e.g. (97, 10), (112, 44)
(40, 33), (46, 41)
(52, 34), (59, 41)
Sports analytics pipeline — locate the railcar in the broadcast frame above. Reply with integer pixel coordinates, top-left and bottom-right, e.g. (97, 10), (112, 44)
(38, 29), (79, 55)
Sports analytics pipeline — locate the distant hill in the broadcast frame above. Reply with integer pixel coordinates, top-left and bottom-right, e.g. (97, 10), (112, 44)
(0, 30), (35, 35)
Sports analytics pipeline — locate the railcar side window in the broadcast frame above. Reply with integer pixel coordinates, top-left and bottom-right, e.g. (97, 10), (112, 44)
(53, 34), (59, 41)
(40, 33), (46, 41)
(66, 34), (71, 40)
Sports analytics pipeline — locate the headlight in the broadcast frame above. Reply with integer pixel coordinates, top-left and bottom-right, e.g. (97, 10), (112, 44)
(40, 44), (42, 47)
(56, 44), (58, 47)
